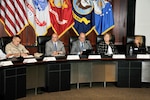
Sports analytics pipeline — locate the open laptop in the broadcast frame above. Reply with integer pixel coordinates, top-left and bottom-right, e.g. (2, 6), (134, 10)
(82, 49), (93, 55)
(80, 49), (93, 58)
(101, 54), (113, 58)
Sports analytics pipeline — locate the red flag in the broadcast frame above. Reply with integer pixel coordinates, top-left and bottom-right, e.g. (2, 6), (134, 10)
(0, 0), (28, 36)
(49, 0), (74, 38)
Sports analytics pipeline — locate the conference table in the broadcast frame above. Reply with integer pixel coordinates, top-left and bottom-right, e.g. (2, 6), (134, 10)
(0, 54), (150, 100)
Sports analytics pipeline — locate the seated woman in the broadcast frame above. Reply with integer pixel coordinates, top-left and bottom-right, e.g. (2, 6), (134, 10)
(97, 33), (118, 55)
(126, 36), (146, 55)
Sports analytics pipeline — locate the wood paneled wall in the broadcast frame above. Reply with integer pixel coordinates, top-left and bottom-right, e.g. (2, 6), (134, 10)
(0, 0), (129, 54)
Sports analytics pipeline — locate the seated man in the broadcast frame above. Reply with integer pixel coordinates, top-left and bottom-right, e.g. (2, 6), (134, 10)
(0, 49), (7, 60)
(70, 32), (92, 55)
(5, 35), (29, 58)
(45, 33), (66, 56)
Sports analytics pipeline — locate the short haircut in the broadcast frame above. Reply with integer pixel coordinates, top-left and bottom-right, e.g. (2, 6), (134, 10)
(104, 32), (112, 40)
(13, 35), (21, 39)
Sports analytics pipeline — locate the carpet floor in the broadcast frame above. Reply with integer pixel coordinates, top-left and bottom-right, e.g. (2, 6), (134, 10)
(18, 83), (150, 100)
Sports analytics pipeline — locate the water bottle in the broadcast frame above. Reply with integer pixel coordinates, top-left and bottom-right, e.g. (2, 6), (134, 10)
(129, 46), (133, 56)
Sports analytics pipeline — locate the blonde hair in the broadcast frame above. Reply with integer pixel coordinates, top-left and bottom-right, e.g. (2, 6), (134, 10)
(135, 36), (143, 46)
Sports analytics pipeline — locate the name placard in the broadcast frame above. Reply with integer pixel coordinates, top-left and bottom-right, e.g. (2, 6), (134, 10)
(43, 57), (56, 61)
(88, 55), (101, 59)
(23, 58), (37, 63)
(67, 55), (80, 60)
(137, 54), (150, 59)
(0, 61), (13, 66)
(112, 54), (126, 59)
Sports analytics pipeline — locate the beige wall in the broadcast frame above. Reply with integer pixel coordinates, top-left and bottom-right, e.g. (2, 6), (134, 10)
(135, 0), (150, 46)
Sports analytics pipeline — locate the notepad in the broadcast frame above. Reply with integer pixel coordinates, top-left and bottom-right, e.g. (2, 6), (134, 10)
(88, 55), (101, 59)
(23, 55), (34, 58)
(23, 58), (37, 63)
(67, 55), (80, 60)
(0, 61), (13, 66)
(43, 57), (56, 61)
(112, 54), (126, 59)
(137, 54), (150, 59)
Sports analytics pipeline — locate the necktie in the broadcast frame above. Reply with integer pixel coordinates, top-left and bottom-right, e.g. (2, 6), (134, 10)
(54, 43), (57, 51)
(81, 42), (84, 51)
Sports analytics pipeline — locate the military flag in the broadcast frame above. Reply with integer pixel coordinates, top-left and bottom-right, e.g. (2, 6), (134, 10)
(49, 0), (74, 38)
(72, 0), (95, 36)
(26, 0), (51, 36)
(93, 0), (114, 35)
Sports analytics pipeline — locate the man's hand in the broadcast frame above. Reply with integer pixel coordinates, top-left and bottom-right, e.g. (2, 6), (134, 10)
(52, 51), (59, 56)
(21, 53), (28, 57)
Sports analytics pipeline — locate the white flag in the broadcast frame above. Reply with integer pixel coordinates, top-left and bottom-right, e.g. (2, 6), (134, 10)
(26, 0), (51, 36)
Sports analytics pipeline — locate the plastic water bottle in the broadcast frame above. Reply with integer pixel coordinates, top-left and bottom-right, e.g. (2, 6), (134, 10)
(129, 46), (133, 56)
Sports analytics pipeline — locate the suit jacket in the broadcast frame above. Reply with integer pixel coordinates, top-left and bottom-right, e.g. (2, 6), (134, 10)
(45, 40), (66, 56)
(70, 40), (92, 54)
(97, 41), (118, 55)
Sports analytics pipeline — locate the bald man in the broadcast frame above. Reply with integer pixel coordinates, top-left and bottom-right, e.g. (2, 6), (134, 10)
(5, 35), (29, 58)
(70, 33), (92, 55)
(45, 33), (66, 56)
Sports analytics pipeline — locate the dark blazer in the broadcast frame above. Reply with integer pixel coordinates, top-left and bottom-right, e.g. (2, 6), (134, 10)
(70, 40), (92, 54)
(97, 41), (118, 55)
(126, 43), (146, 55)
(45, 40), (65, 56)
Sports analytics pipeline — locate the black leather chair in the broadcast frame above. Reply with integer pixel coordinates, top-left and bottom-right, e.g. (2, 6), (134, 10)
(69, 36), (78, 52)
(126, 35), (146, 54)
(126, 35), (146, 46)
(37, 36), (51, 53)
(96, 35), (115, 44)
(0, 37), (12, 52)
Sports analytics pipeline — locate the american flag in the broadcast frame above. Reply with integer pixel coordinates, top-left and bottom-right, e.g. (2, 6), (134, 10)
(0, 0), (28, 36)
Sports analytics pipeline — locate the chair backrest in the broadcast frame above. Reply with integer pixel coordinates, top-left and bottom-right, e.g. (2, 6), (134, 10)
(126, 35), (146, 46)
(126, 35), (146, 54)
(0, 37), (12, 52)
(37, 36), (51, 53)
(69, 36), (78, 52)
(96, 34), (115, 44)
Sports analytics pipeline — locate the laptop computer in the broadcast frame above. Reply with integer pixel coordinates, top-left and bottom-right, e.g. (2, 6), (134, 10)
(82, 49), (93, 55)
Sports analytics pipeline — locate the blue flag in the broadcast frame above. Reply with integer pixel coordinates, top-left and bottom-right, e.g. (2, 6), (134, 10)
(72, 0), (95, 35)
(93, 0), (114, 35)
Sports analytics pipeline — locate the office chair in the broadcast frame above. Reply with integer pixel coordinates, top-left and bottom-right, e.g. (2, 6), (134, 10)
(37, 36), (51, 53)
(126, 35), (146, 54)
(69, 36), (78, 53)
(126, 35), (146, 46)
(0, 36), (12, 52)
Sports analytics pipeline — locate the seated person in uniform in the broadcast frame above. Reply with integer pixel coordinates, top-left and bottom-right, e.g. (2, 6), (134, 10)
(70, 32), (92, 55)
(126, 36), (146, 54)
(97, 33), (118, 55)
(45, 33), (66, 56)
(5, 35), (29, 58)
(0, 49), (8, 60)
